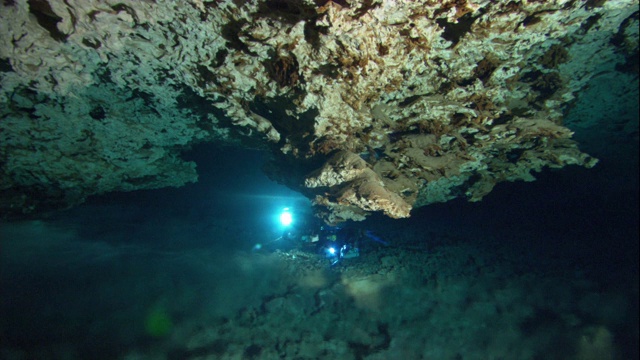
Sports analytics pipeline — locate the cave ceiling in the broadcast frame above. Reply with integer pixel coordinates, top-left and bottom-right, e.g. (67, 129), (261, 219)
(0, 0), (638, 222)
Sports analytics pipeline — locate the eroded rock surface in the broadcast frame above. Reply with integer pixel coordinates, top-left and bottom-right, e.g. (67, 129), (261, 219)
(1, 0), (637, 220)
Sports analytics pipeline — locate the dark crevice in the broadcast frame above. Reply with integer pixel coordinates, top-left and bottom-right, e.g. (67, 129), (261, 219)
(611, 11), (640, 74)
(255, 0), (329, 49)
(304, 19), (329, 49)
(584, 0), (607, 10)
(610, 11), (639, 47)
(82, 37), (102, 49)
(128, 89), (156, 108)
(27, 0), (68, 42)
(248, 96), (317, 152)
(257, 0), (318, 24)
(531, 72), (563, 101)
(264, 53), (301, 88)
(505, 148), (526, 164)
(519, 9), (560, 28)
(398, 95), (421, 108)
(351, 0), (380, 19)
(314, 63), (340, 78)
(89, 106), (106, 121)
(0, 58), (14, 72)
(474, 58), (499, 84)
(493, 114), (514, 126)
(221, 19), (253, 54)
(436, 8), (486, 48)
(539, 44), (569, 69)
(521, 14), (541, 27)
(212, 48), (228, 68)
(196, 65), (217, 87)
(578, 13), (603, 35)
(110, 3), (139, 24)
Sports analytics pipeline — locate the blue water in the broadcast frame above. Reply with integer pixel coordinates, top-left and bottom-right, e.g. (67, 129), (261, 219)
(1, 81), (638, 359)
(1, 139), (637, 359)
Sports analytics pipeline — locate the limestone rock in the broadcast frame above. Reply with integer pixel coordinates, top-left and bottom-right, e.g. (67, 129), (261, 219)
(306, 151), (411, 223)
(0, 0), (636, 220)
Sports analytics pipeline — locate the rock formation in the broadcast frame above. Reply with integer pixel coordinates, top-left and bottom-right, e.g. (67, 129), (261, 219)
(1, 0), (637, 221)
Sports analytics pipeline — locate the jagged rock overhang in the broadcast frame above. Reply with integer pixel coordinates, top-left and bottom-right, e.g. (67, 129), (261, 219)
(0, 0), (637, 221)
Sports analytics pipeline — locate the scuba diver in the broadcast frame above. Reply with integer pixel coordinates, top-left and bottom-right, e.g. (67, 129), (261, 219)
(321, 227), (391, 265)
(259, 207), (388, 266)
(319, 227), (367, 265)
(322, 227), (389, 265)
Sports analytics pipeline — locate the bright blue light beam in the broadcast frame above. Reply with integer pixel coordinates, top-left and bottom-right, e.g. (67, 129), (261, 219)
(279, 208), (293, 226)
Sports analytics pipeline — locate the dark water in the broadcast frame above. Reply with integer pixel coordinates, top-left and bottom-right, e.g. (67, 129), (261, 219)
(1, 84), (638, 359)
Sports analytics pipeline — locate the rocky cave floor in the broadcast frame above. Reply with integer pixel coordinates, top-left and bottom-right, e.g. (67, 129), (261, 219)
(1, 217), (637, 360)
